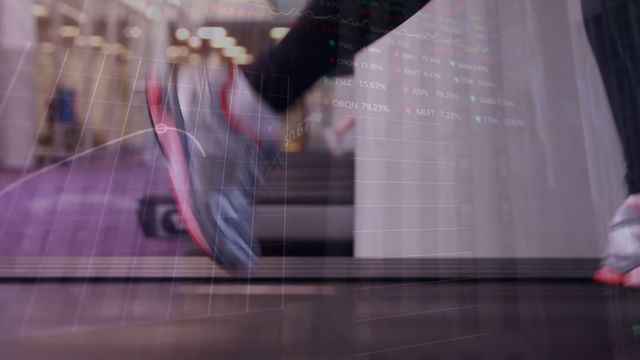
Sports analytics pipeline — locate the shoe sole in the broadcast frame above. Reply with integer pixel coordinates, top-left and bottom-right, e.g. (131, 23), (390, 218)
(593, 266), (640, 288)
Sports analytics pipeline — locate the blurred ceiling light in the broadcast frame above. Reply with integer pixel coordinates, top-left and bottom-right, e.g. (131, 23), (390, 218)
(210, 36), (236, 49)
(188, 54), (202, 64)
(74, 36), (87, 47)
(59, 26), (80, 38)
(232, 53), (254, 65)
(39, 42), (55, 54)
(31, 4), (48, 17)
(166, 46), (181, 58)
(125, 0), (146, 10)
(88, 36), (105, 47)
(269, 27), (289, 40)
(103, 43), (116, 53)
(197, 27), (226, 39)
(223, 45), (245, 58)
(104, 43), (126, 54)
(124, 26), (142, 39)
(187, 36), (202, 49)
(146, 6), (163, 20)
(175, 28), (190, 41)
(166, 45), (190, 59)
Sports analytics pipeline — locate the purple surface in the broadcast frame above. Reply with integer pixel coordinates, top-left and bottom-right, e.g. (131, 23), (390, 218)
(0, 149), (196, 257)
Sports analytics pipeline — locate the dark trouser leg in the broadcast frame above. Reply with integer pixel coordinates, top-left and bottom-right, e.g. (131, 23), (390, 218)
(583, 0), (640, 194)
(243, 0), (431, 112)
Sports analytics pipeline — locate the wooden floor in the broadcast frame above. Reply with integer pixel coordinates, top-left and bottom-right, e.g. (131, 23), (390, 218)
(1, 281), (639, 359)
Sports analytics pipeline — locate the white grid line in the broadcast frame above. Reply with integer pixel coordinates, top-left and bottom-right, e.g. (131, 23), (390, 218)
(357, 332), (491, 357)
(356, 303), (485, 322)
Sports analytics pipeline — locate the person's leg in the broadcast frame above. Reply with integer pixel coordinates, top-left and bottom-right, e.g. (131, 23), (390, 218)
(583, 0), (640, 284)
(148, 0), (432, 269)
(583, 0), (640, 193)
(242, 0), (432, 113)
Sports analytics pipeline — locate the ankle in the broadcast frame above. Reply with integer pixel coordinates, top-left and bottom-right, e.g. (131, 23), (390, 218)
(224, 69), (285, 144)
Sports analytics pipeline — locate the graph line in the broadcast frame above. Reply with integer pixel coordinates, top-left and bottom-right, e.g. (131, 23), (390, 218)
(0, 126), (206, 199)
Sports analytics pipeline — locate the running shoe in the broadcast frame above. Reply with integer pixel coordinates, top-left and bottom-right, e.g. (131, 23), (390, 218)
(146, 64), (280, 270)
(593, 195), (640, 287)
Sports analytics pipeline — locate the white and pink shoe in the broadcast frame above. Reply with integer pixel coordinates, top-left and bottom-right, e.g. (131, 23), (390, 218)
(146, 64), (283, 270)
(593, 195), (640, 287)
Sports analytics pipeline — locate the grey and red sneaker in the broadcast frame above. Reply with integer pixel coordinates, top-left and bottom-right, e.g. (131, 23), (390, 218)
(146, 64), (281, 270)
(593, 195), (640, 287)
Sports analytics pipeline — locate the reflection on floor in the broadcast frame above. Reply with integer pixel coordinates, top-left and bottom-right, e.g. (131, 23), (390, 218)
(1, 281), (639, 359)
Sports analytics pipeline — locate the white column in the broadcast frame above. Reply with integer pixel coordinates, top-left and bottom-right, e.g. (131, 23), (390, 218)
(353, 0), (603, 259)
(0, 0), (36, 169)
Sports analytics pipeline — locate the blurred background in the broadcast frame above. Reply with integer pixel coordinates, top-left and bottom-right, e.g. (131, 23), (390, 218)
(0, 0), (358, 260)
(0, 0), (623, 261)
(0, 1), (638, 357)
